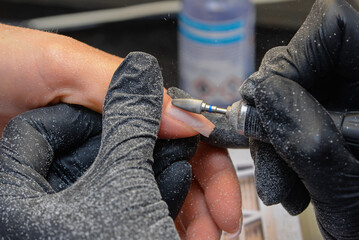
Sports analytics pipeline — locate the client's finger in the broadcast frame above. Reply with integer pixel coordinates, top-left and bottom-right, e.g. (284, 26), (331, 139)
(191, 143), (242, 233)
(158, 90), (215, 139)
(178, 180), (222, 240)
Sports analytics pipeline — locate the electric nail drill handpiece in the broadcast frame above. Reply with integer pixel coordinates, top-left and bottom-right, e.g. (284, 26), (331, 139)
(172, 98), (359, 155)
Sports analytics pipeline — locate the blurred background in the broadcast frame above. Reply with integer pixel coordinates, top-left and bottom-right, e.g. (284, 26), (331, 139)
(2, 0), (352, 239)
(0, 0), (315, 88)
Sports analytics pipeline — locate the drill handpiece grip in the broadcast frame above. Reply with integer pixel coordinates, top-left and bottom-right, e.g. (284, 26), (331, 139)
(230, 102), (359, 158)
(243, 106), (270, 143)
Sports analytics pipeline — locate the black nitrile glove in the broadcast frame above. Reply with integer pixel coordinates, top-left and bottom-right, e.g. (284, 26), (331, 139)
(0, 52), (188, 239)
(47, 116), (197, 220)
(45, 110), (102, 192)
(46, 108), (197, 220)
(240, 0), (359, 238)
(45, 54), (199, 220)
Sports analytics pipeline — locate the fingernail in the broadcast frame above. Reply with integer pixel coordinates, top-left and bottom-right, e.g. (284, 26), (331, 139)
(239, 213), (243, 234)
(226, 214), (243, 239)
(226, 229), (241, 240)
(165, 103), (215, 137)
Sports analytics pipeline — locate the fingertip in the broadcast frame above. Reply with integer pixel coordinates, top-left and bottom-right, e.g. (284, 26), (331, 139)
(205, 169), (242, 233)
(158, 115), (199, 139)
(191, 143), (242, 233)
(159, 91), (215, 139)
(178, 181), (221, 240)
(186, 215), (222, 240)
(225, 219), (242, 239)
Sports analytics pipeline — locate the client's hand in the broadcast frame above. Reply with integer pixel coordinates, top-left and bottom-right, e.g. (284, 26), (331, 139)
(0, 23), (211, 139)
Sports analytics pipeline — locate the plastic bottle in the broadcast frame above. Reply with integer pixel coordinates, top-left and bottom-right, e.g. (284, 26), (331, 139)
(178, 0), (255, 108)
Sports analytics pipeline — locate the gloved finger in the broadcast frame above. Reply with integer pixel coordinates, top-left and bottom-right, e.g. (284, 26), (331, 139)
(2, 103), (101, 193)
(161, 89), (214, 139)
(253, 141), (310, 216)
(254, 76), (356, 197)
(250, 139), (297, 205)
(250, 135), (311, 215)
(153, 136), (199, 219)
(202, 112), (249, 148)
(167, 87), (191, 100)
(97, 52), (163, 163)
(165, 87), (213, 139)
(157, 87), (204, 219)
(48, 117), (198, 218)
(153, 137), (199, 177)
(76, 52), (178, 237)
(49, 129), (197, 218)
(47, 133), (101, 192)
(0, 104), (107, 237)
(280, 178), (311, 216)
(167, 87), (248, 148)
(156, 161), (192, 219)
(1, 103), (102, 190)
(14, 104), (101, 154)
(241, 0), (359, 107)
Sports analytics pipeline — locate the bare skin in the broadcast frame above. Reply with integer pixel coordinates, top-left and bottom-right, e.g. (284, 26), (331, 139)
(176, 143), (242, 239)
(0, 23), (242, 238)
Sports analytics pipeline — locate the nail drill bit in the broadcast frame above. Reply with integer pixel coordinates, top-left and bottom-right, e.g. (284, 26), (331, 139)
(171, 99), (229, 115)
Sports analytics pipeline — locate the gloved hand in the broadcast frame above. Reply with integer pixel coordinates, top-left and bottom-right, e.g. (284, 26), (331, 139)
(46, 108), (198, 220)
(46, 113), (198, 220)
(240, 0), (359, 238)
(0, 52), (189, 238)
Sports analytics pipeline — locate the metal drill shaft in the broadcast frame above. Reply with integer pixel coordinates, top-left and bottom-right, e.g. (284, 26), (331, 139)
(200, 102), (228, 114)
(171, 98), (228, 114)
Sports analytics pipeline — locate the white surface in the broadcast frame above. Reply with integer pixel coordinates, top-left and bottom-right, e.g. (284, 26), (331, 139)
(228, 148), (253, 166)
(261, 202), (303, 240)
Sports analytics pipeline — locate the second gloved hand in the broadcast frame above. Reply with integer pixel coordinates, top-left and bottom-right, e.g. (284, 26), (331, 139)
(240, 0), (359, 238)
(246, 77), (359, 240)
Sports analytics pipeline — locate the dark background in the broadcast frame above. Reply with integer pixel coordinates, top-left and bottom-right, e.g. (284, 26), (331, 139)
(0, 0), (319, 88)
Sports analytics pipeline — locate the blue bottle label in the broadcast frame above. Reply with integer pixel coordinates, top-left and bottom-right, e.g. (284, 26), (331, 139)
(178, 13), (246, 45)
